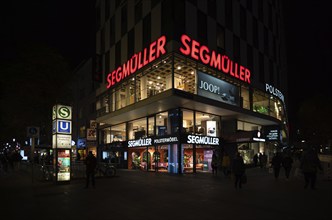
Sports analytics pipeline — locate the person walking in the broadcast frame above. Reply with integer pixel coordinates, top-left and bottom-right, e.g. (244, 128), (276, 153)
(85, 151), (97, 188)
(301, 147), (323, 189)
(282, 153), (293, 180)
(232, 152), (245, 189)
(271, 152), (283, 180)
(221, 152), (231, 177)
(211, 151), (218, 176)
(253, 153), (258, 167)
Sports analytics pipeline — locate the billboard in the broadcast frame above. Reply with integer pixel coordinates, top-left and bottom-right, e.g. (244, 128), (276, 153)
(197, 71), (240, 106)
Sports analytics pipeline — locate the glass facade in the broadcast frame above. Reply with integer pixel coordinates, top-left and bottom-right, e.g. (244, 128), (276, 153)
(97, 53), (287, 173)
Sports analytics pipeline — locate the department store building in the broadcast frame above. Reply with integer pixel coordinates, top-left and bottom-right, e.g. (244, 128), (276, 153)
(94, 0), (288, 174)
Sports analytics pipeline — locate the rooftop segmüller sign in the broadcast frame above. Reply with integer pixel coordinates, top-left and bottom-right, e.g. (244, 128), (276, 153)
(106, 34), (251, 89)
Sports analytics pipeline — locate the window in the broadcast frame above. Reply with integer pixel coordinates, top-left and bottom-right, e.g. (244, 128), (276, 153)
(253, 17), (258, 48)
(240, 6), (247, 40)
(121, 5), (127, 36)
(128, 118), (147, 140)
(233, 35), (240, 62)
(128, 28), (135, 59)
(195, 112), (220, 137)
(259, 53), (265, 83)
(253, 90), (269, 115)
(225, 0), (233, 30)
(156, 112), (168, 136)
(207, 0), (216, 19)
(182, 110), (194, 134)
(217, 25), (225, 53)
(143, 14), (151, 48)
(197, 10), (207, 45)
(135, 1), (142, 24)
(110, 16), (115, 46)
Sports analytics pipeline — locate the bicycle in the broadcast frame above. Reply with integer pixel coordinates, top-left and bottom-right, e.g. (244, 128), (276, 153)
(97, 163), (116, 177)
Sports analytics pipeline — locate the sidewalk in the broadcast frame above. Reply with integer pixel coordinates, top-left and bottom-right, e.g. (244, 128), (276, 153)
(1, 166), (331, 220)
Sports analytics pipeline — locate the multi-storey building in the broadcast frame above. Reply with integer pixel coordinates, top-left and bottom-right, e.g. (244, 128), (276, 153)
(94, 0), (288, 173)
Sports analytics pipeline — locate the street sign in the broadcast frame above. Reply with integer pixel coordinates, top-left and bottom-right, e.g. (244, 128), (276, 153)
(27, 126), (40, 138)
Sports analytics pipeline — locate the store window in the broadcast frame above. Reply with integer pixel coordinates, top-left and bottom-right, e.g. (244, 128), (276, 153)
(195, 112), (220, 137)
(156, 111), (168, 136)
(174, 56), (196, 94)
(182, 109), (194, 134)
(135, 56), (173, 102)
(110, 123), (126, 142)
(253, 90), (269, 115)
(241, 86), (250, 110)
(182, 144), (194, 173)
(196, 145), (213, 172)
(103, 127), (111, 144)
(148, 116), (155, 137)
(128, 118), (147, 140)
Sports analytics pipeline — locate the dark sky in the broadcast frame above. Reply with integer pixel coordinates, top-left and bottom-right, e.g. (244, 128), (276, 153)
(283, 1), (332, 119)
(2, 0), (95, 69)
(1, 0), (331, 142)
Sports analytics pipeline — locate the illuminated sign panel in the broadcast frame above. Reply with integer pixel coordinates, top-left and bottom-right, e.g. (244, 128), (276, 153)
(179, 34), (251, 84)
(197, 71), (240, 106)
(106, 36), (167, 89)
(265, 83), (285, 103)
(186, 135), (219, 145)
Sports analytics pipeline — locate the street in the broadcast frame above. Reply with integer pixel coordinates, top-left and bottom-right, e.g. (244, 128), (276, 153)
(1, 165), (331, 220)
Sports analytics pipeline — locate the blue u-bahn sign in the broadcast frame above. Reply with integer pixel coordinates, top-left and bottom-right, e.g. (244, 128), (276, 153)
(57, 120), (71, 134)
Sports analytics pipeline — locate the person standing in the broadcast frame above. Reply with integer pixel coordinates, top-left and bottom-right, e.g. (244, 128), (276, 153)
(282, 153), (294, 180)
(232, 152), (245, 189)
(271, 152), (283, 180)
(301, 148), (323, 189)
(85, 151), (97, 188)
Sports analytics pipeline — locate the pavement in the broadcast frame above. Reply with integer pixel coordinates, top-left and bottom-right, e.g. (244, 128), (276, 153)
(1, 164), (331, 220)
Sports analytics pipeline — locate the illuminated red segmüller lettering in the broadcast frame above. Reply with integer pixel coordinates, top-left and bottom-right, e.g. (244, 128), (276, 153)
(106, 36), (166, 89)
(179, 34), (251, 84)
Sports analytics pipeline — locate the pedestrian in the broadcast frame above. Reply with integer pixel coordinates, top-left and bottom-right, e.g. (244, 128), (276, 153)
(253, 153), (258, 167)
(221, 152), (231, 177)
(271, 152), (283, 180)
(232, 152), (245, 189)
(300, 147), (323, 189)
(211, 151), (218, 176)
(282, 153), (293, 180)
(84, 151), (97, 188)
(259, 152), (268, 169)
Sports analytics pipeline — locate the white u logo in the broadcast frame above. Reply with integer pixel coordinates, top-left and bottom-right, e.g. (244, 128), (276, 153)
(60, 121), (69, 130)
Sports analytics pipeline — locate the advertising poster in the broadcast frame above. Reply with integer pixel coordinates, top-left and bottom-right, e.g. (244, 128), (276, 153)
(57, 149), (70, 181)
(197, 71), (240, 106)
(206, 121), (217, 137)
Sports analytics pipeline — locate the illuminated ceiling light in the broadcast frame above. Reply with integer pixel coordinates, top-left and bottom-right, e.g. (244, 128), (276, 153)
(191, 71), (194, 75)
(149, 81), (153, 84)
(157, 76), (161, 79)
(149, 86), (152, 89)
(156, 83), (159, 85)
(132, 78), (135, 81)
(163, 60), (167, 63)
(177, 66), (181, 70)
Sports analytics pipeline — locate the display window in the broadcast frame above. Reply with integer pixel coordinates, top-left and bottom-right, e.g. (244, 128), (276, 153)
(196, 145), (214, 172)
(156, 111), (168, 136)
(128, 118), (147, 140)
(182, 144), (194, 173)
(195, 112), (220, 137)
(241, 86), (250, 110)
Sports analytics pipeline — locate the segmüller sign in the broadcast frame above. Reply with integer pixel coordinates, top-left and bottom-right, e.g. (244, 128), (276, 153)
(106, 36), (166, 89)
(106, 34), (252, 90)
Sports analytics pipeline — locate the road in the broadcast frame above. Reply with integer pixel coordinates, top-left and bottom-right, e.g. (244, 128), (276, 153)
(1, 164), (331, 220)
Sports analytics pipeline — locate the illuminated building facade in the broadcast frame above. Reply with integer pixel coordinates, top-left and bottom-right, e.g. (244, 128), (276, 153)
(94, 0), (288, 173)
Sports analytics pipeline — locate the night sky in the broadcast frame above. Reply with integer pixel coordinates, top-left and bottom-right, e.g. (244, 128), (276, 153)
(1, 0), (331, 144)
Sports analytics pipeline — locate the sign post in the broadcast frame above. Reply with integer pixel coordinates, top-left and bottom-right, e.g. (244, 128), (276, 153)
(52, 104), (72, 184)
(27, 126), (40, 183)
